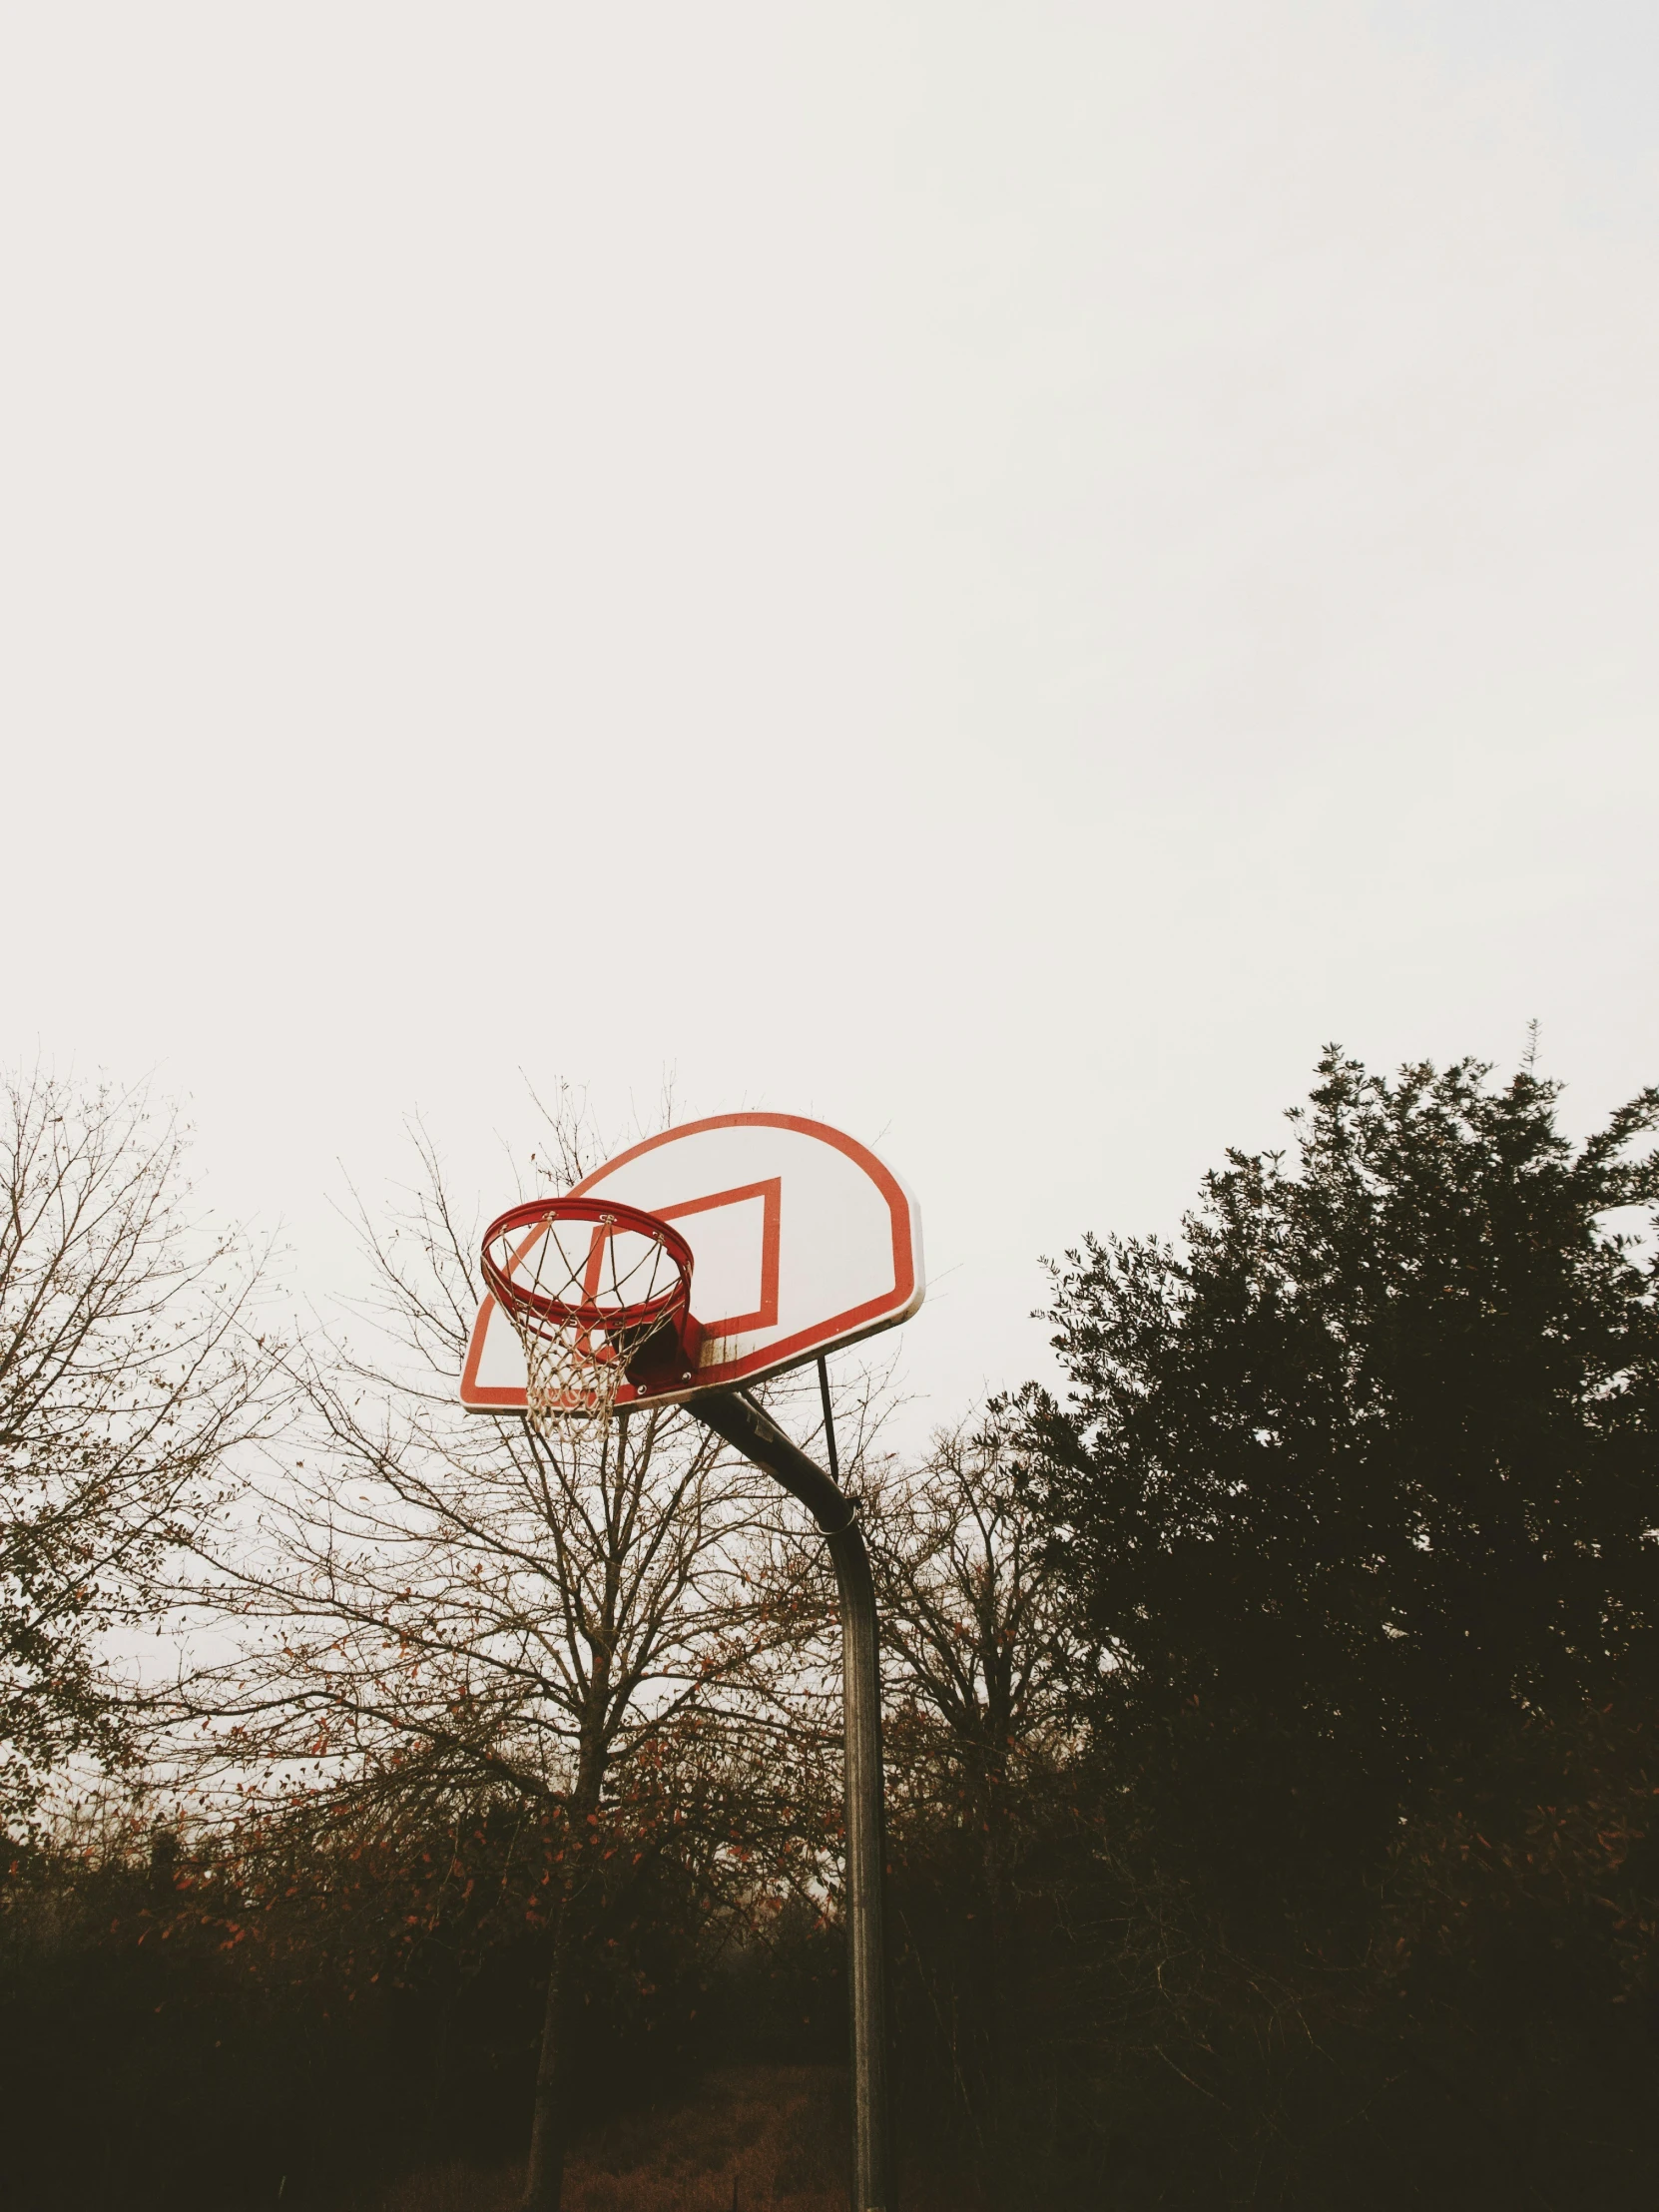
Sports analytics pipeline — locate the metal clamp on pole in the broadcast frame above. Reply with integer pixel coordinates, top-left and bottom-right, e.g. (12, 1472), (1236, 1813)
(690, 1384), (892, 2212)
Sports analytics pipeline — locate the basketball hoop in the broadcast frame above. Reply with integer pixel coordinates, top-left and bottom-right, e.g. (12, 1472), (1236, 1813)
(479, 1197), (702, 1438)
(466, 1114), (922, 2211)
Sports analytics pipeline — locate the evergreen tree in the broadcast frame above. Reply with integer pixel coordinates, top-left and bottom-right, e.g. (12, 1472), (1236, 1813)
(1019, 1048), (1659, 1911)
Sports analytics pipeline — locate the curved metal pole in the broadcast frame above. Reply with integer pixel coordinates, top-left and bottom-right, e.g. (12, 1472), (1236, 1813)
(691, 1387), (891, 2212)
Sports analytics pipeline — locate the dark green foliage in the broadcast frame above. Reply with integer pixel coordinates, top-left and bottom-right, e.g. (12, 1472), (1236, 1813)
(950, 1047), (1659, 2204)
(1019, 1047), (1659, 1900)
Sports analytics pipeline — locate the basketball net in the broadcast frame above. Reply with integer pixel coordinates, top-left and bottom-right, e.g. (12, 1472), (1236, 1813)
(480, 1201), (693, 1444)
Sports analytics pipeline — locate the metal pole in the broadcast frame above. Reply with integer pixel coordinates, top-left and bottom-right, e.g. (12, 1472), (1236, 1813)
(691, 1387), (892, 2212)
(817, 1354), (841, 1484)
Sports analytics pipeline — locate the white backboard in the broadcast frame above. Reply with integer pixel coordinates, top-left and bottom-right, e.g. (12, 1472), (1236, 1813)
(460, 1112), (923, 1412)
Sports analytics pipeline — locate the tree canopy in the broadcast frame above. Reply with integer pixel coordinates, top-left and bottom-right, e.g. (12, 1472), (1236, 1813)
(0, 1067), (276, 1830)
(1019, 1048), (1659, 1894)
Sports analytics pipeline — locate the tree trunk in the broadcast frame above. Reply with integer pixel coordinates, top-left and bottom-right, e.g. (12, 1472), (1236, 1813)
(522, 1889), (577, 2212)
(978, 1756), (1012, 2136)
(524, 1751), (606, 2212)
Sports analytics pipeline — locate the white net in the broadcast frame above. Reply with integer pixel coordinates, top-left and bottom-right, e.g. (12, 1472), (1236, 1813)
(484, 1205), (689, 1441)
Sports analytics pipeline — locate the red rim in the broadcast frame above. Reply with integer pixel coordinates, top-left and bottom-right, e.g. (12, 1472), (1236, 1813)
(480, 1196), (694, 1333)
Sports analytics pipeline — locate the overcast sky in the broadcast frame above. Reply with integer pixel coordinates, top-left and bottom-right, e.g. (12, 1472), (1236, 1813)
(4, 2), (1656, 1434)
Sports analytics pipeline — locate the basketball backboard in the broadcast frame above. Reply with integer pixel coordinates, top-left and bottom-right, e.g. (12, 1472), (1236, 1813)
(460, 1112), (923, 1413)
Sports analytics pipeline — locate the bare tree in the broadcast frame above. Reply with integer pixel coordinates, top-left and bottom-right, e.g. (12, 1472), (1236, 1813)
(0, 1065), (276, 1832)
(861, 1415), (1079, 2129)
(181, 1115), (824, 2212)
(871, 1417), (1074, 1820)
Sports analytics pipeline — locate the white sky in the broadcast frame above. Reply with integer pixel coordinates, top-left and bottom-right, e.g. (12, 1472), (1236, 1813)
(4, 2), (1657, 1438)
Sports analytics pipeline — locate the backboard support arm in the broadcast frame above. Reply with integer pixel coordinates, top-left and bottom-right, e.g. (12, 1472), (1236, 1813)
(689, 1387), (892, 2212)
